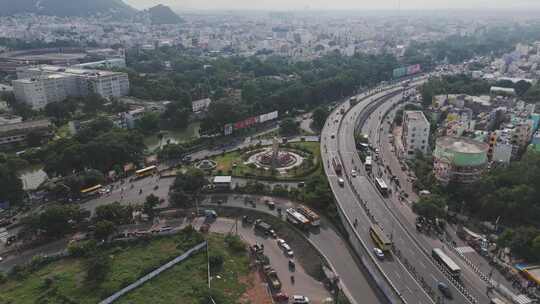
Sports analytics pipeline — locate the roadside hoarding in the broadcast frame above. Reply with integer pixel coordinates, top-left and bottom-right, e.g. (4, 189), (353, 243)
(223, 111), (279, 135)
(407, 64), (421, 75)
(392, 67), (407, 78)
(234, 116), (259, 130)
(393, 64), (421, 78)
(259, 110), (279, 123)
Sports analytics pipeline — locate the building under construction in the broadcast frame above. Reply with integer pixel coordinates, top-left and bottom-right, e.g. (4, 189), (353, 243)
(433, 136), (489, 184)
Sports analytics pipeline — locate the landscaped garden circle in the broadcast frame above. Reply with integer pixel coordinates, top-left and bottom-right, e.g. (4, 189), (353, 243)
(211, 142), (321, 179)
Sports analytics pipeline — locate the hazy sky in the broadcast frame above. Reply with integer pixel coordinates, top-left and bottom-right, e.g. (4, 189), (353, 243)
(124, 0), (540, 10)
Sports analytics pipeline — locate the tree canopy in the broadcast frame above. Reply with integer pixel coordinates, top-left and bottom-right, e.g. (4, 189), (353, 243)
(412, 194), (448, 221)
(169, 168), (207, 207)
(312, 106), (329, 131)
(279, 118), (299, 136)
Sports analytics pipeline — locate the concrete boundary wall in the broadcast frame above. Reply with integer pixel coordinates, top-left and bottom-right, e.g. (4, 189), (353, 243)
(99, 241), (207, 304)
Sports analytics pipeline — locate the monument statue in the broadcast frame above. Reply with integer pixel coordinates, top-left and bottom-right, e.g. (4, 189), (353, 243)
(271, 136), (280, 169)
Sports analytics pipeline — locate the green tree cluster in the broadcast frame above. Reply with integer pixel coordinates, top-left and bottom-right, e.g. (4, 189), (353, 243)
(25, 204), (87, 238)
(312, 106), (329, 131)
(420, 75), (491, 106)
(279, 118), (299, 136)
(0, 163), (24, 206)
(94, 202), (133, 225)
(412, 195), (448, 221)
(169, 168), (207, 207)
(498, 227), (540, 262)
(41, 122), (145, 176)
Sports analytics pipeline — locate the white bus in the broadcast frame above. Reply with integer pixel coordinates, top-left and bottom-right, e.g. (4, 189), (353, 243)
(375, 177), (388, 196)
(286, 208), (310, 229)
(432, 248), (461, 279)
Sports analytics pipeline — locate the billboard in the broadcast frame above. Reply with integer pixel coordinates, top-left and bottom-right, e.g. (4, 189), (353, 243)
(392, 67), (407, 78)
(393, 64), (421, 78)
(234, 116), (259, 130)
(259, 111), (279, 123)
(223, 111), (279, 135)
(407, 64), (421, 75)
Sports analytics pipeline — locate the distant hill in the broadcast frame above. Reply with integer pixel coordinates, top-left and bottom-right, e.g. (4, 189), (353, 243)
(146, 4), (183, 25)
(0, 0), (137, 18)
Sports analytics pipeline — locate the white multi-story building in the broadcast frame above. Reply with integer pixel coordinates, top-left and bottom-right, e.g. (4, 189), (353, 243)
(402, 110), (430, 159)
(192, 98), (212, 113)
(12, 65), (129, 109)
(12, 74), (77, 109)
(492, 141), (513, 164)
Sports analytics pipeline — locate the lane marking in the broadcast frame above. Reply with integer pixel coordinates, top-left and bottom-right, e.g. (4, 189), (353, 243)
(406, 286), (413, 294)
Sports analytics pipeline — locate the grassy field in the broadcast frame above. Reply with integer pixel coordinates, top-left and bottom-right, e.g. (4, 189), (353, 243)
(211, 141), (321, 180)
(117, 234), (249, 304)
(0, 230), (250, 304)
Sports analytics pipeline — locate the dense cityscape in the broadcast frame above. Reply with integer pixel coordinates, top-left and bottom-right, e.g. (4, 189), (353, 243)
(0, 1), (540, 304)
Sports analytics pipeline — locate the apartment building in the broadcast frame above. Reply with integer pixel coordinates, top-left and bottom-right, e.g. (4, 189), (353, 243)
(12, 73), (77, 109)
(402, 110), (430, 159)
(13, 65), (129, 109)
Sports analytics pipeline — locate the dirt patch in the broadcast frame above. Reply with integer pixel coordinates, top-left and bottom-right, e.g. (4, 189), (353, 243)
(239, 271), (273, 304)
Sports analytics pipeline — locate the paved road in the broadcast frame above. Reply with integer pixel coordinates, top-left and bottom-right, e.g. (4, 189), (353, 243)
(201, 194), (385, 304)
(321, 87), (434, 304)
(368, 97), (521, 300)
(357, 92), (490, 303)
(1, 193), (381, 304)
(320, 79), (497, 304)
(188, 216), (332, 303)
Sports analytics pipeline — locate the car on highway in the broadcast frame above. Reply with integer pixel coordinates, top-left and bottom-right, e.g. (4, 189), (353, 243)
(437, 282), (453, 299)
(373, 247), (385, 259)
(351, 169), (357, 177)
(291, 295), (310, 304)
(338, 178), (345, 186)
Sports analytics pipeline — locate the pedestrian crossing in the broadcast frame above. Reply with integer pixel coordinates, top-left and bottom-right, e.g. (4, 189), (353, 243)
(455, 246), (475, 254)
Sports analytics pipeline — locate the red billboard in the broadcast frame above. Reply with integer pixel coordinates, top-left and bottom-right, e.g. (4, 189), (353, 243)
(234, 116), (259, 130)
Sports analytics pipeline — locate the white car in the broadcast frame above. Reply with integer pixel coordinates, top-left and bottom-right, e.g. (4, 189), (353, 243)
(373, 247), (385, 259)
(277, 238), (286, 248)
(281, 243), (294, 257)
(291, 295), (310, 304)
(351, 169), (357, 177)
(338, 178), (345, 186)
(281, 243), (291, 251)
